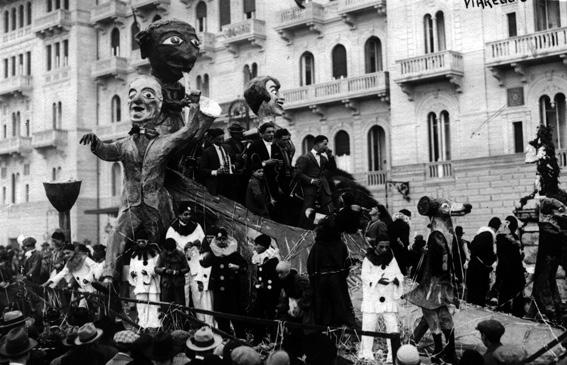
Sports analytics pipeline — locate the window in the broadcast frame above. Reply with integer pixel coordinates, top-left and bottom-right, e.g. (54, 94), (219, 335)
(24, 120), (29, 136)
(3, 11), (8, 33)
(540, 93), (567, 149)
(53, 42), (60, 67)
(26, 52), (30, 75)
(507, 12), (517, 37)
(368, 126), (386, 171)
(332, 44), (347, 79)
(364, 37), (382, 73)
(243, 65), (251, 87)
(513, 122), (524, 153)
(111, 163), (121, 197)
(196, 75), (202, 91)
(11, 113), (16, 137)
(131, 22), (140, 50)
(11, 173), (16, 203)
(47, 0), (52, 12)
(18, 5), (23, 28)
(424, 12), (446, 53)
(111, 28), (120, 56)
(535, 0), (560, 31)
(3, 59), (7, 78)
(10, 56), (15, 76)
(55, 0), (60, 10)
(196, 1), (207, 32)
(2, 125), (5, 138)
(57, 101), (62, 127)
(46, 45), (52, 71)
(219, 0), (231, 30)
(26, 2), (31, 25)
(25, 184), (29, 202)
(52, 102), (57, 129)
(63, 40), (68, 66)
(251, 62), (258, 78)
(2, 187), (5, 204)
(51, 167), (56, 181)
(203, 74), (209, 97)
(1, 168), (6, 178)
(300, 52), (314, 86)
(18, 54), (23, 75)
(335, 130), (350, 156)
(63, 0), (68, 10)
(243, 0), (255, 19)
(15, 111), (20, 136)
(111, 95), (121, 123)
(11, 8), (16, 31)
(428, 111), (451, 162)
(302, 135), (315, 155)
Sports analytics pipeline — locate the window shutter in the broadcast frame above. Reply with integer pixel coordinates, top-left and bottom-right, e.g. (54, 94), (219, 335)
(219, 0), (231, 27)
(243, 0), (256, 13)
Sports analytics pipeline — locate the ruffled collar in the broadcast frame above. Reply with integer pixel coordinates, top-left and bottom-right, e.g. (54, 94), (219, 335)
(210, 237), (238, 257)
(251, 247), (280, 265)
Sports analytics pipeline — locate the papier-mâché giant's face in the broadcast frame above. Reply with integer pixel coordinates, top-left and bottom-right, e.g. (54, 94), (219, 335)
(128, 76), (163, 127)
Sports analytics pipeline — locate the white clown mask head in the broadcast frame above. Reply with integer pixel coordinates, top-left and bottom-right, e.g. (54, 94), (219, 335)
(128, 76), (163, 127)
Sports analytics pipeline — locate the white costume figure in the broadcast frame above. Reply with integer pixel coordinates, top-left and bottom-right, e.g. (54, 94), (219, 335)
(128, 239), (161, 329)
(359, 238), (404, 363)
(47, 249), (103, 307)
(185, 243), (215, 326)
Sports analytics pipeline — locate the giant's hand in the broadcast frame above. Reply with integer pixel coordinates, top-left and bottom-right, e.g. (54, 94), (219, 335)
(79, 133), (100, 147)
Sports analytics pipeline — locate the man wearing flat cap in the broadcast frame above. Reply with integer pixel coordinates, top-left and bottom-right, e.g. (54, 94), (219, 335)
(22, 237), (42, 285)
(476, 319), (505, 365)
(198, 128), (234, 198)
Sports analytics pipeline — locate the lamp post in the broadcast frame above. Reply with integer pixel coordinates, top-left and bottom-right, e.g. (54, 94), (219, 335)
(43, 180), (82, 243)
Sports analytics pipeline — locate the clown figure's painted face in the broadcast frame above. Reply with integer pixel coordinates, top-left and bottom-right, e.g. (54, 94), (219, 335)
(263, 79), (285, 117)
(128, 76), (163, 127)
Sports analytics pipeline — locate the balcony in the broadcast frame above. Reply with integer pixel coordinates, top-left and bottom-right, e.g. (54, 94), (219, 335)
(281, 72), (389, 116)
(92, 56), (129, 80)
(90, 0), (129, 27)
(354, 170), (387, 186)
(34, 9), (72, 38)
(131, 0), (170, 16)
(395, 50), (463, 100)
(426, 161), (453, 180)
(31, 129), (68, 150)
(197, 32), (216, 59)
(129, 52), (150, 71)
(95, 121), (132, 141)
(1, 26), (32, 44)
(337, 0), (386, 28)
(486, 27), (567, 85)
(0, 136), (32, 156)
(0, 75), (32, 98)
(222, 19), (266, 55)
(275, 2), (325, 44)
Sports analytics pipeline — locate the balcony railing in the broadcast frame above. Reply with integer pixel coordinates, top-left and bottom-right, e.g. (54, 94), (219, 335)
(90, 0), (128, 25)
(197, 32), (215, 58)
(0, 136), (32, 156)
(44, 67), (70, 84)
(486, 26), (567, 66)
(95, 121), (132, 141)
(92, 56), (129, 79)
(131, 0), (170, 12)
(355, 170), (387, 186)
(1, 26), (32, 44)
(32, 129), (67, 149)
(426, 161), (453, 179)
(34, 9), (72, 37)
(281, 72), (388, 109)
(0, 75), (32, 97)
(397, 50), (464, 83)
(223, 19), (266, 52)
(276, 2), (325, 31)
(338, 0), (386, 14)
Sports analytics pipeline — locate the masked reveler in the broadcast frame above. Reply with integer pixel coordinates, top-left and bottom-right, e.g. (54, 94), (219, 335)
(80, 75), (217, 282)
(128, 229), (161, 329)
(359, 234), (403, 363)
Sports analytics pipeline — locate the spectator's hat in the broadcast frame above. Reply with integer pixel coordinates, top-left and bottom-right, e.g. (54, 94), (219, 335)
(231, 346), (262, 365)
(493, 344), (527, 364)
(0, 311), (31, 333)
(396, 344), (420, 365)
(476, 319), (505, 342)
(74, 322), (103, 345)
(22, 237), (36, 249)
(208, 128), (224, 138)
(113, 330), (139, 346)
(0, 327), (37, 357)
(228, 123), (244, 132)
(51, 230), (65, 242)
(186, 326), (223, 352)
(254, 234), (271, 249)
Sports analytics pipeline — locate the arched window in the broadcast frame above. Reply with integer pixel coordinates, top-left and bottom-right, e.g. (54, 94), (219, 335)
(57, 101), (62, 127)
(11, 8), (16, 31)
(11, 113), (16, 137)
(111, 28), (120, 56)
(251, 63), (258, 78)
(111, 95), (121, 123)
(332, 44), (347, 79)
(424, 12), (446, 53)
(428, 111), (451, 162)
(4, 11), (8, 33)
(364, 37), (382, 73)
(436, 11), (446, 51)
(47, 0), (52, 12)
(26, 2), (31, 25)
(196, 75), (202, 91)
(424, 14), (434, 53)
(243, 64), (251, 87)
(335, 130), (350, 156)
(368, 126), (386, 171)
(302, 135), (315, 155)
(51, 102), (57, 129)
(203, 74), (209, 97)
(25, 184), (29, 202)
(535, 0), (561, 31)
(219, 0), (231, 30)
(196, 1), (207, 32)
(25, 119), (29, 136)
(51, 167), (56, 181)
(131, 22), (140, 50)
(300, 52), (314, 86)
(111, 163), (122, 197)
(15, 111), (20, 136)
(540, 93), (567, 149)
(152, 15), (161, 22)
(18, 5), (23, 28)
(11, 173), (16, 203)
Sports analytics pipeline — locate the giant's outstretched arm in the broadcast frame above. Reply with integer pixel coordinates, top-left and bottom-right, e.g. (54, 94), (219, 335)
(80, 133), (123, 161)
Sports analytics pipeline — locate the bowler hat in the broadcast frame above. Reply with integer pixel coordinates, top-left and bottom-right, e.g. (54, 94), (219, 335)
(0, 327), (37, 358)
(186, 326), (223, 352)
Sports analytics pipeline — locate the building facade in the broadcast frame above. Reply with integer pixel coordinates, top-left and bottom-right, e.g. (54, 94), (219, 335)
(0, 0), (563, 244)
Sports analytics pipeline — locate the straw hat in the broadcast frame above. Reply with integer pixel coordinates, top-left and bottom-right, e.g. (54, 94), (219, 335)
(74, 323), (103, 345)
(186, 327), (223, 352)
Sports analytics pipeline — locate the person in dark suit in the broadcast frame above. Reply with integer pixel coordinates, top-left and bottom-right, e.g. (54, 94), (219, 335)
(22, 237), (42, 284)
(245, 123), (284, 209)
(198, 128), (234, 198)
(223, 123), (247, 204)
(294, 135), (335, 228)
